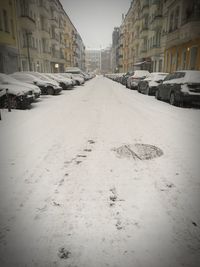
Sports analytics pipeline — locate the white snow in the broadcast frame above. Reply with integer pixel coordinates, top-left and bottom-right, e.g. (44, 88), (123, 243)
(0, 76), (200, 267)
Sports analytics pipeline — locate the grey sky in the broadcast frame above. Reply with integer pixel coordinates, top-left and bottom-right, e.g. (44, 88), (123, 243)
(60, 0), (131, 49)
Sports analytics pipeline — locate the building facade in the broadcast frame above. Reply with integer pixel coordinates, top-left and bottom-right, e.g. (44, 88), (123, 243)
(115, 0), (200, 73)
(85, 50), (101, 73)
(0, 0), (19, 74)
(101, 47), (112, 74)
(0, 0), (85, 74)
(111, 27), (120, 72)
(164, 0), (200, 72)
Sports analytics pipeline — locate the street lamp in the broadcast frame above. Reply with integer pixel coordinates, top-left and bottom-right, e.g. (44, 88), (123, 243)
(55, 63), (59, 73)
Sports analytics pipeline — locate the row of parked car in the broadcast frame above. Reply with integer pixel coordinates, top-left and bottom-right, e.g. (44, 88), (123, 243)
(106, 70), (200, 107)
(0, 71), (95, 109)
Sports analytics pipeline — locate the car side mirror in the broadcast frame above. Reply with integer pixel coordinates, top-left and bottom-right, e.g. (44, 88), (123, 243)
(33, 81), (37, 85)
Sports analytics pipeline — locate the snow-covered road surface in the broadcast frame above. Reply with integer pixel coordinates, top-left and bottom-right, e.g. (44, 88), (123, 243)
(0, 76), (200, 267)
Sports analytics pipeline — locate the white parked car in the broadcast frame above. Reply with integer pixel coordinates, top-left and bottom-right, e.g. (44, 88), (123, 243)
(45, 73), (74, 89)
(126, 70), (150, 89)
(0, 73), (34, 109)
(70, 74), (85, 85)
(11, 72), (62, 95)
(138, 72), (168, 95)
(59, 73), (76, 86)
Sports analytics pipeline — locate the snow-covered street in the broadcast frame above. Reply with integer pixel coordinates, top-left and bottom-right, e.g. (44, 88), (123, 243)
(0, 76), (200, 267)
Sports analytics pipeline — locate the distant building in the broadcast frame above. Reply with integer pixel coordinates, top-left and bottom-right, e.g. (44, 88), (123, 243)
(101, 47), (112, 74)
(85, 50), (101, 73)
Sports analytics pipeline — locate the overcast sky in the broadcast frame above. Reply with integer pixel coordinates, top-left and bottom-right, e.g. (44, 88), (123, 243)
(60, 0), (131, 49)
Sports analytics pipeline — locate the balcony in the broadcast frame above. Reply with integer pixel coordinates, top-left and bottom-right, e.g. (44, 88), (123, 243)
(150, 15), (163, 30)
(166, 28), (180, 48)
(179, 20), (200, 43)
(140, 26), (149, 38)
(19, 15), (36, 31)
(141, 0), (149, 11)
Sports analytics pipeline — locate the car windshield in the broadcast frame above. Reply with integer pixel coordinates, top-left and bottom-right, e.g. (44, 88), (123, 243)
(30, 72), (52, 82)
(0, 73), (20, 84)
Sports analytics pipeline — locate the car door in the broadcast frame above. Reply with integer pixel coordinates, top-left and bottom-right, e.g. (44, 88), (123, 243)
(163, 73), (178, 100)
(159, 74), (172, 99)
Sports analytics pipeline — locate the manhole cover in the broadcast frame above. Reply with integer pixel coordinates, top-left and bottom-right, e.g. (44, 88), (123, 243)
(112, 144), (163, 160)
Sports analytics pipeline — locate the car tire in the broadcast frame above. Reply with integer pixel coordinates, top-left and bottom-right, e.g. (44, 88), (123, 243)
(155, 90), (160, 100)
(2, 95), (18, 109)
(169, 92), (178, 106)
(137, 85), (141, 93)
(47, 86), (54, 95)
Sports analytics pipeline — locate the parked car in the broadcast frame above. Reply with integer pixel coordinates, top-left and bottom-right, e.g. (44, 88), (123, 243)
(45, 73), (74, 89)
(59, 73), (76, 86)
(138, 72), (168, 95)
(0, 73), (34, 109)
(11, 72), (62, 95)
(126, 70), (150, 89)
(155, 70), (200, 106)
(68, 73), (85, 85)
(122, 71), (135, 86)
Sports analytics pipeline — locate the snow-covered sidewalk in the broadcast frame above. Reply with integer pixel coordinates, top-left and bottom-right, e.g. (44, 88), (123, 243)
(0, 76), (200, 267)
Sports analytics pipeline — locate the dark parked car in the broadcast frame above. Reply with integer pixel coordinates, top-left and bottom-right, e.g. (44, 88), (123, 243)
(0, 73), (34, 109)
(155, 70), (200, 106)
(138, 72), (168, 95)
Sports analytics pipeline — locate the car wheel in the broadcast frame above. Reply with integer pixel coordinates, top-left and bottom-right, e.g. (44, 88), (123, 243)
(3, 95), (18, 109)
(155, 90), (160, 100)
(169, 92), (178, 106)
(137, 85), (140, 93)
(47, 86), (54, 95)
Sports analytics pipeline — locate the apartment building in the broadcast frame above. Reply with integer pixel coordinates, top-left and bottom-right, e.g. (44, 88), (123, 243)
(0, 0), (85, 74)
(164, 0), (200, 72)
(0, 0), (19, 74)
(116, 0), (200, 73)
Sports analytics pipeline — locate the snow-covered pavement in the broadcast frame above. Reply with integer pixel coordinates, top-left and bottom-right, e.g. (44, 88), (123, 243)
(0, 76), (200, 267)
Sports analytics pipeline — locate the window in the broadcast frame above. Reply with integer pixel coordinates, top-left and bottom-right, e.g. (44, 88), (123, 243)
(190, 46), (198, 70)
(169, 12), (174, 32)
(182, 49), (187, 69)
(174, 7), (180, 29)
(10, 19), (15, 38)
(0, 10), (3, 31)
(159, 60), (162, 72)
(3, 9), (9, 32)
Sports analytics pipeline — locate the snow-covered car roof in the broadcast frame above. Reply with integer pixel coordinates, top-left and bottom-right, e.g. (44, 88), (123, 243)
(45, 73), (72, 85)
(131, 70), (150, 78)
(24, 72), (60, 87)
(0, 82), (32, 97)
(65, 67), (82, 74)
(144, 72), (168, 81)
(164, 70), (200, 84)
(11, 72), (59, 88)
(0, 73), (36, 95)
